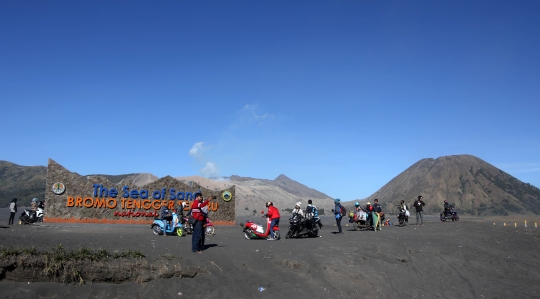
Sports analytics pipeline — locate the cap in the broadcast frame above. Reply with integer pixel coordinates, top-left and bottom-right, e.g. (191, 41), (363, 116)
(296, 202), (301, 207)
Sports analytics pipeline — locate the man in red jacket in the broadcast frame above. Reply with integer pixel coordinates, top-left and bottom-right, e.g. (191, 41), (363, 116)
(191, 192), (213, 253)
(265, 201), (280, 240)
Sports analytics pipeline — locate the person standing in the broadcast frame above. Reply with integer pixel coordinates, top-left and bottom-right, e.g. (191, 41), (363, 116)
(265, 201), (280, 240)
(333, 199), (343, 234)
(413, 195), (426, 226)
(191, 192), (212, 253)
(399, 199), (409, 224)
(9, 198), (17, 225)
(306, 199), (322, 229)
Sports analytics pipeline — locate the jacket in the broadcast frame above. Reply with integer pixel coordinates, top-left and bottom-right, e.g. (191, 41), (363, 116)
(10, 202), (17, 213)
(413, 200), (425, 212)
(267, 206), (280, 219)
(334, 203), (342, 218)
(306, 204), (318, 217)
(373, 203), (382, 213)
(191, 200), (210, 221)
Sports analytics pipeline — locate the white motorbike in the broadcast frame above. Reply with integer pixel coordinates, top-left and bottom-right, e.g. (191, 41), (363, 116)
(20, 207), (44, 224)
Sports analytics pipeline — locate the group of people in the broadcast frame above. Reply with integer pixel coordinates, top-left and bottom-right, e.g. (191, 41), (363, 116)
(7, 197), (45, 225)
(263, 199), (323, 240)
(331, 195), (427, 233)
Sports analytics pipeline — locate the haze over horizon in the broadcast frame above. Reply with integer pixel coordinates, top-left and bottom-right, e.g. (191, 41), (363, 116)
(1, 1), (539, 201)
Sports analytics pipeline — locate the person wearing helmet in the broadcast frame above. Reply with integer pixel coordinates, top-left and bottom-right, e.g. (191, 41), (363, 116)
(292, 202), (304, 218)
(30, 198), (39, 212)
(443, 200), (451, 217)
(265, 202), (280, 240)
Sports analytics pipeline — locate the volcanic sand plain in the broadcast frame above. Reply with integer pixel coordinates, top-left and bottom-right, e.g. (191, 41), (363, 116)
(0, 212), (539, 299)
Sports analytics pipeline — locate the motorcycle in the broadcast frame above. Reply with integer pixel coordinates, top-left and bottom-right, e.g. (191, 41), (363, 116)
(440, 207), (459, 222)
(285, 214), (319, 239)
(182, 215), (194, 234)
(181, 215), (214, 235)
(397, 207), (409, 227)
(151, 218), (185, 236)
(240, 214), (280, 240)
(19, 207), (44, 224)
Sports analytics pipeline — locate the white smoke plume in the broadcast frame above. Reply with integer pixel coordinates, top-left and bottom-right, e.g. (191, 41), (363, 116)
(189, 142), (220, 178)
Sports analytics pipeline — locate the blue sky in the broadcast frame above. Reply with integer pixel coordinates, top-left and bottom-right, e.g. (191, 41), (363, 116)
(1, 1), (539, 200)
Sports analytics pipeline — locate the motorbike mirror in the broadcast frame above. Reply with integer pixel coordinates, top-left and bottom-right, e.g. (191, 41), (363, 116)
(260, 210), (265, 214)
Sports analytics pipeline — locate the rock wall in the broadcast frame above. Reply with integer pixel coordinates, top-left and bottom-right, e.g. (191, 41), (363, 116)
(45, 159), (235, 225)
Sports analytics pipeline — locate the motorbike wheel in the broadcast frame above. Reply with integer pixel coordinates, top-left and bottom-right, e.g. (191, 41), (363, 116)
(244, 230), (252, 240)
(176, 227), (184, 237)
(274, 230), (281, 240)
(399, 217), (405, 227)
(455, 214), (459, 221)
(285, 229), (293, 239)
(37, 216), (43, 223)
(205, 226), (215, 235)
(440, 214), (447, 222)
(152, 225), (162, 235)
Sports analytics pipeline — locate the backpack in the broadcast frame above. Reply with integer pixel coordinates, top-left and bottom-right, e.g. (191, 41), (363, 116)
(306, 205), (319, 218)
(340, 205), (347, 217)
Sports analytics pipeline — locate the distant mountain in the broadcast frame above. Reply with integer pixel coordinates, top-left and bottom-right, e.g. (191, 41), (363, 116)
(0, 161), (47, 207)
(177, 174), (335, 216)
(230, 174), (331, 199)
(362, 155), (540, 216)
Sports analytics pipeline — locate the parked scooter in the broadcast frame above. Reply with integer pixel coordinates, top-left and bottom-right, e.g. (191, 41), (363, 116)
(19, 207), (44, 224)
(240, 214), (280, 240)
(285, 214), (319, 238)
(151, 217), (185, 236)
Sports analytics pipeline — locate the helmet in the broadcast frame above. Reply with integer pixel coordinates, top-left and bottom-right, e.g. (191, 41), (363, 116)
(32, 198), (39, 202)
(295, 202), (301, 207)
(265, 201), (273, 207)
(355, 202), (360, 207)
(367, 202), (371, 205)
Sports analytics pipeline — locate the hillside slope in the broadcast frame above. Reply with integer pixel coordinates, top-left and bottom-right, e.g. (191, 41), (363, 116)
(364, 155), (540, 216)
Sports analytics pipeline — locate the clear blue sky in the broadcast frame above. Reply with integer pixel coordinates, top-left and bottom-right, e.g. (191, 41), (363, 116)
(1, 1), (539, 200)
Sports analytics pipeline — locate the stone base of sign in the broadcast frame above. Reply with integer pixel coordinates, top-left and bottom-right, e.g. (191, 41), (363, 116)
(45, 159), (236, 225)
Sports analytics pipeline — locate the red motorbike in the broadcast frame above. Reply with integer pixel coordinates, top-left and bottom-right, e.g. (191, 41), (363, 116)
(240, 212), (280, 240)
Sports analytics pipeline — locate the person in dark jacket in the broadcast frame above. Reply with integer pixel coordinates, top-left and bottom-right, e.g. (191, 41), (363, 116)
(373, 198), (385, 222)
(332, 199), (343, 234)
(413, 195), (426, 226)
(443, 200), (451, 217)
(9, 198), (17, 225)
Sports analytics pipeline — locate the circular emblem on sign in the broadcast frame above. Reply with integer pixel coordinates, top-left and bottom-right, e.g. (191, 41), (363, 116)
(52, 182), (66, 195)
(222, 191), (232, 202)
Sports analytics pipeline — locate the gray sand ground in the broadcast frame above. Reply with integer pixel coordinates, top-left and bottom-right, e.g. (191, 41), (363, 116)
(0, 210), (539, 298)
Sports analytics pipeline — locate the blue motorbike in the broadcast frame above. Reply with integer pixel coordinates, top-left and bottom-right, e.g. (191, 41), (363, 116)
(151, 218), (186, 236)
